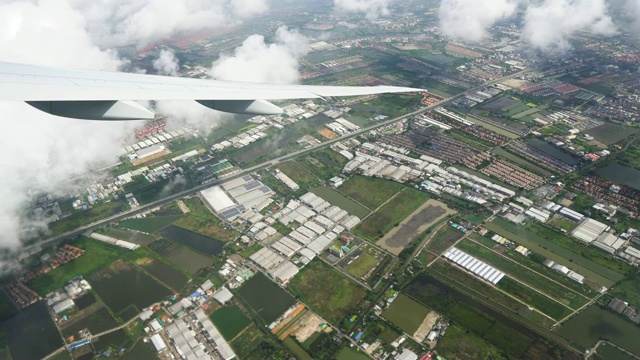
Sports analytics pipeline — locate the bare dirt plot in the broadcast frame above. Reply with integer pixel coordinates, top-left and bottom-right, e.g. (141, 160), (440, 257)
(271, 304), (306, 336)
(294, 311), (327, 343)
(319, 128), (339, 139)
(413, 311), (440, 342)
(376, 199), (455, 255)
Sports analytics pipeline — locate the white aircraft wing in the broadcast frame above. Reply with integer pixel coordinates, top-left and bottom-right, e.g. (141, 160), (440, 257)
(0, 61), (422, 120)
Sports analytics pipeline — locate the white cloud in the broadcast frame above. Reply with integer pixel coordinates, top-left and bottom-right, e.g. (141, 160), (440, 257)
(438, 0), (518, 42)
(209, 26), (310, 84)
(522, 0), (616, 53)
(333, 0), (392, 20)
(153, 49), (179, 76)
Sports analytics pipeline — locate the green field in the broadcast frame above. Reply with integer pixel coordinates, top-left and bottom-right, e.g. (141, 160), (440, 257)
(437, 324), (507, 360)
(237, 272), (296, 324)
(338, 176), (402, 209)
(310, 186), (370, 218)
(289, 260), (367, 325)
(277, 161), (321, 189)
(456, 239), (591, 309)
(61, 308), (119, 338)
(496, 278), (572, 320)
(424, 226), (464, 256)
(27, 237), (128, 295)
(230, 324), (264, 359)
(345, 252), (379, 278)
(172, 197), (239, 242)
(382, 293), (430, 334)
(585, 123), (639, 145)
(609, 271), (640, 309)
(119, 215), (183, 233)
(484, 219), (624, 287)
(210, 306), (252, 340)
(466, 116), (520, 139)
(335, 346), (370, 360)
(283, 337), (313, 360)
(354, 188), (428, 240)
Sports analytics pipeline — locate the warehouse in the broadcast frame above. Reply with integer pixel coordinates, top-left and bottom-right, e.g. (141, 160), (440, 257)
(250, 247), (285, 271)
(213, 287), (234, 305)
(559, 207), (585, 222)
(307, 235), (333, 254)
(303, 221), (325, 236)
(270, 261), (299, 284)
(314, 215), (334, 229)
(289, 230), (312, 245)
(572, 218), (609, 243)
(444, 247), (505, 284)
(274, 171), (300, 190)
(150, 334), (167, 353)
(200, 186), (235, 212)
(592, 232), (625, 254)
(341, 215), (360, 229)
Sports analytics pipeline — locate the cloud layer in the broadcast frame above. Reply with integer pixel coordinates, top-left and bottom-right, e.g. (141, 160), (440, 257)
(333, 0), (393, 20)
(438, 0), (618, 53)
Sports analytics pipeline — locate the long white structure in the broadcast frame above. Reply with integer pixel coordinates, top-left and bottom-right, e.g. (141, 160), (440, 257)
(444, 248), (505, 285)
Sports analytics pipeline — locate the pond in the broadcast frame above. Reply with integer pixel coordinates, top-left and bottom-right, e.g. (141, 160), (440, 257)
(596, 163), (640, 190)
(159, 225), (224, 256)
(527, 138), (580, 166)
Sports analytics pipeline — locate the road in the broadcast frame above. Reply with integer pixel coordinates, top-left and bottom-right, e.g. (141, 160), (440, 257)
(24, 67), (531, 258)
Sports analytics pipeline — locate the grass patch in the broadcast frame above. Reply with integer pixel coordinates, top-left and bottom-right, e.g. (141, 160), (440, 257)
(277, 161), (320, 189)
(339, 176), (402, 209)
(119, 215), (183, 233)
(173, 197), (239, 242)
(27, 237), (128, 295)
(335, 346), (370, 360)
(345, 253), (379, 278)
(289, 260), (367, 325)
(210, 306), (252, 340)
(239, 243), (263, 259)
(436, 324), (507, 360)
(283, 337), (313, 360)
(496, 277), (572, 320)
(382, 293), (430, 334)
(354, 188), (428, 240)
(309, 186), (370, 218)
(230, 324), (264, 359)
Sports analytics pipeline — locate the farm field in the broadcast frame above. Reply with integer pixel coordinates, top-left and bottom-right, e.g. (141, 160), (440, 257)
(148, 239), (214, 274)
(289, 260), (367, 325)
(4, 302), (63, 360)
(121, 340), (157, 360)
(90, 260), (171, 314)
(173, 197), (239, 242)
(382, 293), (430, 335)
(344, 252), (379, 278)
(335, 346), (370, 360)
(237, 272), (296, 324)
(456, 239), (591, 309)
(496, 278), (572, 320)
(556, 305), (640, 357)
(27, 237), (128, 295)
(210, 306), (252, 340)
(354, 188), (428, 240)
(141, 258), (188, 291)
(338, 176), (402, 209)
(309, 186), (370, 218)
(61, 307), (119, 338)
(436, 324), (507, 360)
(484, 219), (623, 287)
(466, 116), (520, 138)
(584, 123), (639, 146)
(119, 215), (182, 233)
(229, 324), (264, 359)
(404, 272), (567, 358)
(277, 161), (321, 189)
(424, 225), (464, 256)
(159, 225), (224, 256)
(376, 199), (454, 255)
(283, 337), (313, 360)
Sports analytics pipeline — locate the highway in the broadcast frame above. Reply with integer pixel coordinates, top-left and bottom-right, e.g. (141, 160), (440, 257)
(23, 68), (531, 257)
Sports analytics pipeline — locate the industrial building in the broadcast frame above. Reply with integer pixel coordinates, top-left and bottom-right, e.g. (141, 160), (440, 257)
(150, 334), (167, 352)
(572, 218), (609, 243)
(212, 287), (233, 305)
(444, 248), (505, 285)
(165, 309), (236, 360)
(200, 175), (274, 221)
(591, 232), (625, 254)
(274, 170), (300, 191)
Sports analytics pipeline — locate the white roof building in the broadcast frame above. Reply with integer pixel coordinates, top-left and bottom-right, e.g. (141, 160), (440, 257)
(213, 287), (234, 305)
(150, 334), (167, 352)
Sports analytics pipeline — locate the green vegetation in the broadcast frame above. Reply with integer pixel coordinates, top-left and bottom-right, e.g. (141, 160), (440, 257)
(283, 338), (313, 360)
(27, 237), (128, 295)
(210, 306), (252, 340)
(238, 243), (263, 259)
(496, 277), (572, 320)
(456, 239), (590, 309)
(345, 252), (379, 278)
(49, 200), (127, 236)
(277, 161), (320, 189)
(289, 260), (367, 324)
(382, 293), (430, 334)
(609, 271), (640, 309)
(119, 215), (183, 233)
(585, 123), (639, 145)
(437, 324), (507, 360)
(173, 197), (239, 242)
(338, 176), (402, 209)
(61, 308), (118, 338)
(335, 346), (370, 360)
(484, 219), (625, 287)
(354, 188), (428, 240)
(424, 226), (464, 256)
(230, 324), (264, 359)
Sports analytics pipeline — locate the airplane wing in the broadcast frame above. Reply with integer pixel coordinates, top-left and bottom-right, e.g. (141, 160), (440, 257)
(0, 61), (422, 120)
